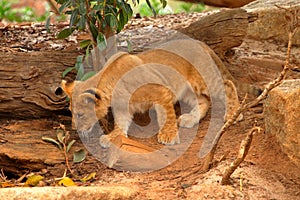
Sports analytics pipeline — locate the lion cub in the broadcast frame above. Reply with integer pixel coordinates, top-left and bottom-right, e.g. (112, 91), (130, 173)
(62, 39), (260, 146)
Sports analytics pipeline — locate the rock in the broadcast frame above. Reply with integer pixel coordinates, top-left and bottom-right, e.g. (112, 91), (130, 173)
(0, 185), (137, 200)
(243, 0), (300, 45)
(264, 79), (300, 167)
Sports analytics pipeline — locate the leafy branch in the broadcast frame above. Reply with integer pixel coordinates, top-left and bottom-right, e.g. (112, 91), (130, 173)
(42, 124), (86, 175)
(51, 0), (165, 78)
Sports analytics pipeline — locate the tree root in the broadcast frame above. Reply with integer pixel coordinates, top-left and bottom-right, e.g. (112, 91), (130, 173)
(221, 127), (261, 185)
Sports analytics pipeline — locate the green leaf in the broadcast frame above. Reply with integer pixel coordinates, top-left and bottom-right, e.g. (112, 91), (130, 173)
(76, 55), (84, 64)
(92, 4), (103, 11)
(57, 130), (65, 144)
(121, 5), (132, 29)
(160, 0), (167, 8)
(96, 33), (107, 51)
(57, 28), (75, 39)
(124, 3), (133, 18)
(66, 139), (76, 152)
(145, 0), (156, 17)
(106, 14), (118, 32)
(126, 39), (133, 52)
(58, 0), (71, 13)
(70, 9), (79, 28)
(74, 55), (84, 76)
(118, 10), (127, 32)
(78, 1), (86, 15)
(78, 15), (86, 30)
(89, 21), (99, 41)
(42, 136), (63, 150)
(80, 71), (96, 81)
(45, 16), (51, 33)
(80, 39), (92, 49)
(85, 45), (91, 63)
(62, 67), (75, 78)
(56, 0), (69, 4)
(76, 64), (85, 80)
(73, 149), (86, 163)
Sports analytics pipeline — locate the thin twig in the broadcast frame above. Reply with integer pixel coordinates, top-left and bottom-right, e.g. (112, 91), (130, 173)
(62, 137), (73, 174)
(60, 124), (73, 175)
(221, 127), (261, 185)
(0, 169), (7, 182)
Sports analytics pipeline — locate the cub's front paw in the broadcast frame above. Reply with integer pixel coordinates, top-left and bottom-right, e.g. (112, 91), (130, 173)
(178, 114), (198, 128)
(99, 129), (127, 148)
(157, 131), (180, 145)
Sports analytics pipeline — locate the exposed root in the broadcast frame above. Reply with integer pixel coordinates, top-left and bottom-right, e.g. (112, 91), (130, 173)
(221, 127), (262, 185)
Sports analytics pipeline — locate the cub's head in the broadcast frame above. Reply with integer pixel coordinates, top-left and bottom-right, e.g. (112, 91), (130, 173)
(61, 80), (108, 135)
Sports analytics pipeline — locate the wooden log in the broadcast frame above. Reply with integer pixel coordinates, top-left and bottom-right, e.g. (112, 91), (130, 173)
(179, 8), (257, 57)
(179, 0), (255, 8)
(0, 51), (78, 118)
(0, 119), (161, 175)
(0, 9), (255, 118)
(0, 119), (69, 176)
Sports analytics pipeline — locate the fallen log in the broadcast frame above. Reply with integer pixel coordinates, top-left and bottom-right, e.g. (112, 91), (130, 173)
(0, 51), (78, 118)
(179, 8), (257, 57)
(178, 0), (255, 8)
(0, 9), (255, 118)
(0, 119), (69, 176)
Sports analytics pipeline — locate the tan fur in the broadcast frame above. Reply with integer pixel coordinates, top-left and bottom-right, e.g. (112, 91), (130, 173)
(61, 39), (259, 146)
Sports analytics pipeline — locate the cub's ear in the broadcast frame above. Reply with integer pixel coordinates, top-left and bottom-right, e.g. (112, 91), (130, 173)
(80, 88), (101, 104)
(84, 88), (101, 100)
(61, 80), (75, 97)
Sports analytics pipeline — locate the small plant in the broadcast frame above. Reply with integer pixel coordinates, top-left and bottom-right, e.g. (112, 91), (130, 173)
(42, 124), (86, 175)
(53, 0), (166, 79)
(54, 0), (136, 48)
(176, 2), (205, 13)
(62, 55), (96, 81)
(0, 0), (49, 22)
(138, 0), (170, 16)
(136, 0), (205, 17)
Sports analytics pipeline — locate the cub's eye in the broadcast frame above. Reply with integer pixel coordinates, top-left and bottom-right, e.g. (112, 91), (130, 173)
(84, 97), (95, 104)
(76, 113), (84, 119)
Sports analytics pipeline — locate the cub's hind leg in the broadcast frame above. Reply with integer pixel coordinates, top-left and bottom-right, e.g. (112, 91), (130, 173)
(178, 89), (210, 128)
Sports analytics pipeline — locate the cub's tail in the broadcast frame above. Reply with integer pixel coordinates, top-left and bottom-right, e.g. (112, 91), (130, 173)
(233, 81), (263, 97)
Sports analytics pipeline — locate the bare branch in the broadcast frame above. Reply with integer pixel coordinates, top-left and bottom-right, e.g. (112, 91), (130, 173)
(221, 127), (262, 185)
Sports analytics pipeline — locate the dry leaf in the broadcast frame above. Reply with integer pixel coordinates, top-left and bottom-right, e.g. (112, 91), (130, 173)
(58, 177), (77, 187)
(24, 175), (44, 187)
(0, 182), (16, 188)
(80, 172), (96, 183)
